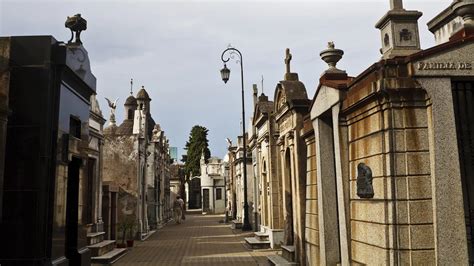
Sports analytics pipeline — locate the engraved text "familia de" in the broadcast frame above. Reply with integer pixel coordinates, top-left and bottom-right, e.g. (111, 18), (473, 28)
(417, 62), (473, 71)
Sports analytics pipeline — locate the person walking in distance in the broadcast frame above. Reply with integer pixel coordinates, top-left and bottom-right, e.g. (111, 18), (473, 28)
(174, 196), (184, 224)
(178, 196), (186, 221)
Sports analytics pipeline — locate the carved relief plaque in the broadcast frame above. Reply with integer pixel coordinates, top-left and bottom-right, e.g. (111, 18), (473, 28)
(356, 163), (374, 199)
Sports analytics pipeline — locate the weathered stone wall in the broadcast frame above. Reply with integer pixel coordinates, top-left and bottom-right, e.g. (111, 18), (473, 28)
(117, 188), (138, 224)
(103, 134), (140, 230)
(344, 73), (435, 265)
(103, 135), (138, 196)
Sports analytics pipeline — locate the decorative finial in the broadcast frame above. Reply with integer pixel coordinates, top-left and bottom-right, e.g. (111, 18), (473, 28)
(65, 14), (87, 45)
(284, 48), (292, 74)
(320, 41), (345, 72)
(261, 75), (264, 94)
(390, 0), (404, 10)
(130, 78), (133, 95)
(253, 84), (258, 95)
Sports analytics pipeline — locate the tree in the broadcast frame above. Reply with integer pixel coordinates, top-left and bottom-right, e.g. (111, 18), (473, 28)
(182, 125), (211, 178)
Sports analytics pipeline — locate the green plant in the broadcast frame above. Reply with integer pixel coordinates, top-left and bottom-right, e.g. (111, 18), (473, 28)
(127, 220), (137, 240)
(182, 125), (211, 178)
(118, 216), (136, 243)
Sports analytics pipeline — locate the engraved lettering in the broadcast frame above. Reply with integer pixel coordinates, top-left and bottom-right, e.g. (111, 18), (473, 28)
(417, 62), (424, 70)
(417, 61), (472, 71)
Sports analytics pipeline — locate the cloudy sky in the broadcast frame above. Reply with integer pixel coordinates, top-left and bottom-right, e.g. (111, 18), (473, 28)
(0, 0), (449, 158)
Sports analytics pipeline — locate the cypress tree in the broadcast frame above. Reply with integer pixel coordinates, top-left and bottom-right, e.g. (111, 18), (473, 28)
(182, 125), (211, 178)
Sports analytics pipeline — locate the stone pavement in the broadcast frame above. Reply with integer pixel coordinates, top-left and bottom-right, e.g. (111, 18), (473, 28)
(115, 211), (278, 266)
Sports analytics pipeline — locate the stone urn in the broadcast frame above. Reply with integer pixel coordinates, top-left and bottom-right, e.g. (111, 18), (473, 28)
(320, 42), (344, 71)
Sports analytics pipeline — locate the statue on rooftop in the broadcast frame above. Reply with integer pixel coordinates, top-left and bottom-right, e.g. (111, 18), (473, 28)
(105, 97), (119, 125)
(65, 14), (87, 44)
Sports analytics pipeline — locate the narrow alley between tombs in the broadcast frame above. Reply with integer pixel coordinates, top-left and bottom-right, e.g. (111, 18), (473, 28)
(113, 210), (277, 266)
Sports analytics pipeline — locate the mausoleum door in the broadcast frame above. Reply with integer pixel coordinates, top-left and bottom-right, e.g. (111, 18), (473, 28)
(111, 192), (117, 240)
(65, 157), (82, 263)
(203, 189), (210, 212)
(86, 158), (96, 225)
(453, 80), (474, 264)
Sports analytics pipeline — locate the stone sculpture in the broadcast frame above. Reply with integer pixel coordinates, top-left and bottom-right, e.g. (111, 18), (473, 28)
(105, 97), (119, 125)
(356, 163), (374, 198)
(65, 14), (87, 44)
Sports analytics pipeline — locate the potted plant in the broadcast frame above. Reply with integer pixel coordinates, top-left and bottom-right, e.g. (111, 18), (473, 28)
(117, 219), (128, 248)
(126, 220), (136, 247)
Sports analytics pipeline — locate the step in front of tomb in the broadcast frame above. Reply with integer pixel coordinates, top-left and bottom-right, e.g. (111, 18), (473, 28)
(91, 248), (128, 265)
(87, 231), (106, 245)
(281, 245), (296, 262)
(231, 220), (243, 229)
(267, 254), (299, 266)
(254, 231), (270, 241)
(244, 237), (271, 249)
(87, 240), (116, 257)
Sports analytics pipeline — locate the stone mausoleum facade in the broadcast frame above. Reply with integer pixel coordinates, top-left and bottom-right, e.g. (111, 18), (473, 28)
(0, 14), (129, 265)
(103, 87), (172, 240)
(226, 0), (474, 265)
(199, 155), (226, 214)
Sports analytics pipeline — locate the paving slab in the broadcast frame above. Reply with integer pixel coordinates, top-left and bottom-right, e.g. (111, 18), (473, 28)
(115, 212), (278, 266)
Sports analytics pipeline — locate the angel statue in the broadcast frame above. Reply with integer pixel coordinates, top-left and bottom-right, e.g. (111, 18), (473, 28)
(105, 97), (119, 125)
(225, 138), (233, 148)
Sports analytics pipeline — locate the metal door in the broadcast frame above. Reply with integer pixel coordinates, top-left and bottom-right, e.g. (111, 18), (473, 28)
(203, 189), (210, 212)
(453, 81), (474, 263)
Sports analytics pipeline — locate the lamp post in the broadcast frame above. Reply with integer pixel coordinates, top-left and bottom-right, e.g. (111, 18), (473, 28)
(220, 47), (252, 231)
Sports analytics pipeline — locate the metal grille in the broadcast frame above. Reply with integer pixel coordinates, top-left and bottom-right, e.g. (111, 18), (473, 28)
(453, 81), (474, 263)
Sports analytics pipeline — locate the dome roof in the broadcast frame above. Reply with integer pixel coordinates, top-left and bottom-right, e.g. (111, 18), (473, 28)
(136, 87), (151, 100)
(124, 95), (137, 106)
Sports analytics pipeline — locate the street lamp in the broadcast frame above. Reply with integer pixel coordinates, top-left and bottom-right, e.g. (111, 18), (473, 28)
(220, 47), (252, 231)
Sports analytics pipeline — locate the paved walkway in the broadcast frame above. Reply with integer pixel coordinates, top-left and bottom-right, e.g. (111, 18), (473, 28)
(115, 211), (278, 266)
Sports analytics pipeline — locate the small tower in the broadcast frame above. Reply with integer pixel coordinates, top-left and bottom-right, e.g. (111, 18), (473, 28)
(124, 95), (137, 120)
(133, 86), (151, 136)
(136, 86), (151, 114)
(125, 78), (137, 120)
(375, 0), (422, 59)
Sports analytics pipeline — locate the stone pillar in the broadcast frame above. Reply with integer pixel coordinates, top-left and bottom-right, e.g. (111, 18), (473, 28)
(331, 104), (350, 265)
(418, 78), (469, 265)
(287, 131), (299, 248)
(313, 117), (340, 265)
(97, 139), (104, 231)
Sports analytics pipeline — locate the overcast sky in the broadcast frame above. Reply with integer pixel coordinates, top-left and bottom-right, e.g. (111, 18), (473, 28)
(0, 0), (449, 158)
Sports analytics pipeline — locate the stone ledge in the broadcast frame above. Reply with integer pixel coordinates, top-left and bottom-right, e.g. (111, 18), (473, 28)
(267, 254), (299, 266)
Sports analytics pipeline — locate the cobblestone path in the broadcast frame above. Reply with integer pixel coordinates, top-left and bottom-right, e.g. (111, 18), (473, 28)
(115, 211), (277, 266)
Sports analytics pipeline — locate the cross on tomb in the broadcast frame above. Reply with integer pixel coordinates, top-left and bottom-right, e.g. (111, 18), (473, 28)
(285, 48), (292, 74)
(390, 0), (403, 10)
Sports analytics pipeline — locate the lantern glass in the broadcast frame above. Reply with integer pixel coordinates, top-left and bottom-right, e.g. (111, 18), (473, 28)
(220, 64), (230, 84)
